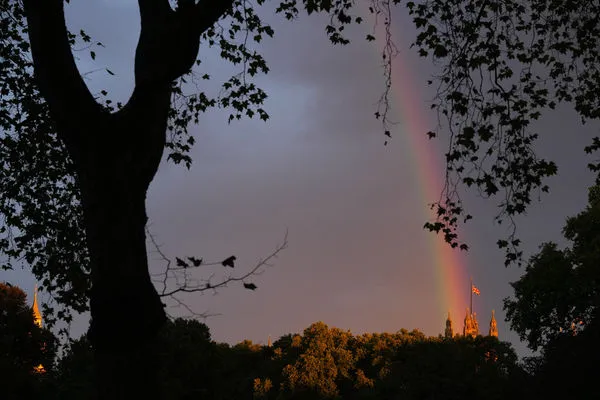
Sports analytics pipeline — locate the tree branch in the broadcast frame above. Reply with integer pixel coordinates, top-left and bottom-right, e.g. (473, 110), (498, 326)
(147, 227), (288, 315)
(193, 0), (235, 35)
(23, 0), (102, 141)
(138, 0), (172, 25)
(134, 0), (235, 87)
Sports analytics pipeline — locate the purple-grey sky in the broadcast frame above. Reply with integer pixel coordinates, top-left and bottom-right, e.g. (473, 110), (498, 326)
(5, 1), (599, 357)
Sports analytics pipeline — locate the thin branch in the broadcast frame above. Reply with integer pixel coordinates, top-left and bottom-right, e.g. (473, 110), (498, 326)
(146, 226), (288, 318)
(161, 230), (288, 297)
(167, 293), (220, 320)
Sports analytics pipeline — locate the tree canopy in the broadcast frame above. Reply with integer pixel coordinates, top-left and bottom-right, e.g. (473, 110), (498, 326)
(503, 184), (600, 398)
(410, 0), (600, 262)
(47, 319), (525, 400)
(505, 184), (600, 350)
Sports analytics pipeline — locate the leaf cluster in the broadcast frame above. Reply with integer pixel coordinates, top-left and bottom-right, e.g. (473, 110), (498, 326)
(409, 0), (600, 264)
(0, 0), (91, 328)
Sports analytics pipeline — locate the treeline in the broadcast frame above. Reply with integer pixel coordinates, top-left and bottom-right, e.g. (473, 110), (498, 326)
(4, 277), (599, 400)
(26, 319), (528, 399)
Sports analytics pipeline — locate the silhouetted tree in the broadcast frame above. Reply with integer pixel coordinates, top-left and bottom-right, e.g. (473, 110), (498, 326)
(409, 1), (600, 262)
(51, 335), (96, 400)
(530, 316), (600, 399)
(504, 184), (600, 398)
(505, 185), (600, 351)
(1, 0), (396, 397)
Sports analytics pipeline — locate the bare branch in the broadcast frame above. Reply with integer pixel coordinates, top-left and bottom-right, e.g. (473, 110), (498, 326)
(146, 227), (288, 317)
(167, 293), (220, 320)
(369, 0), (400, 145)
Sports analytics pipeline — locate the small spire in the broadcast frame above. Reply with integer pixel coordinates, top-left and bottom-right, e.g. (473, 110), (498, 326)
(267, 335), (272, 347)
(489, 309), (498, 338)
(445, 311), (453, 338)
(32, 285), (42, 328)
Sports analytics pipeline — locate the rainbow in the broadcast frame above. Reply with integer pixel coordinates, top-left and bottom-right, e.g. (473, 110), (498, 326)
(390, 60), (469, 324)
(363, 6), (471, 327)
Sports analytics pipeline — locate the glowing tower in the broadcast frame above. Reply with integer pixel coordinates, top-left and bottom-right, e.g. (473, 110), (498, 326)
(32, 286), (45, 374)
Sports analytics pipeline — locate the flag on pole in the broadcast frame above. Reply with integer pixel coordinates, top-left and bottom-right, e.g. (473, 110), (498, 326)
(472, 284), (480, 295)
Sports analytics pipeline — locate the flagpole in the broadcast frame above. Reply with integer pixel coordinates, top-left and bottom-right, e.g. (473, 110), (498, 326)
(470, 277), (473, 315)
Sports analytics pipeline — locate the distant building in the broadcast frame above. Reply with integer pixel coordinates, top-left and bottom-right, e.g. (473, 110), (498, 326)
(32, 285), (42, 328)
(463, 308), (479, 338)
(445, 309), (497, 339)
(32, 286), (45, 374)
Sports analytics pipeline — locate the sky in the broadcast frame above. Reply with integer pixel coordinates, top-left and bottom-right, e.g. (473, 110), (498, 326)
(5, 1), (599, 357)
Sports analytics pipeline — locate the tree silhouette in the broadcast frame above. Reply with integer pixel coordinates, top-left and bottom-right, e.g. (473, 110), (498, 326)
(505, 184), (600, 351)
(2, 0), (398, 397)
(409, 0), (600, 262)
(504, 183), (600, 398)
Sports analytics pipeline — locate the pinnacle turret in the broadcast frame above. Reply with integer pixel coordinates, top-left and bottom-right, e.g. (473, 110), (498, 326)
(32, 285), (42, 328)
(445, 311), (453, 338)
(489, 310), (498, 338)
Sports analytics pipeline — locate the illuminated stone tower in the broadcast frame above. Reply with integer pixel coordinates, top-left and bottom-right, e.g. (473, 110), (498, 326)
(32, 286), (45, 374)
(444, 311), (454, 338)
(463, 308), (479, 338)
(32, 285), (42, 328)
(489, 310), (498, 338)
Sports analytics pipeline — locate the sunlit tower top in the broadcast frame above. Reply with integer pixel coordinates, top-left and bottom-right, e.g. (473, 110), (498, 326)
(32, 285), (42, 328)
(463, 308), (479, 338)
(489, 310), (498, 338)
(32, 285), (45, 374)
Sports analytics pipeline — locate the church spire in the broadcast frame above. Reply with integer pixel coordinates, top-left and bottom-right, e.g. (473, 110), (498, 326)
(32, 285), (45, 374)
(32, 285), (42, 328)
(445, 311), (453, 338)
(489, 309), (498, 338)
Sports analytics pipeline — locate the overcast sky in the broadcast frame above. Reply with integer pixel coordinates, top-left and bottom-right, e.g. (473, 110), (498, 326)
(6, 1), (599, 357)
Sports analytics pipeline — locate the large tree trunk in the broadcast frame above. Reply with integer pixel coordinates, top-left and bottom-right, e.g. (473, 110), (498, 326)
(23, 0), (234, 397)
(78, 114), (168, 398)
(83, 176), (165, 398)
(73, 82), (172, 398)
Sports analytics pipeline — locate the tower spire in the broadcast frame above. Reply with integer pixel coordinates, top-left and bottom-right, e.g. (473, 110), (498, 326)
(445, 311), (453, 338)
(32, 285), (42, 328)
(470, 277), (473, 317)
(32, 285), (45, 374)
(489, 309), (498, 338)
